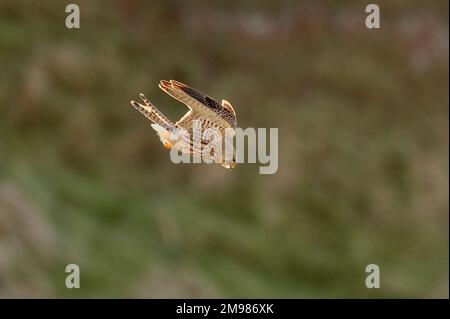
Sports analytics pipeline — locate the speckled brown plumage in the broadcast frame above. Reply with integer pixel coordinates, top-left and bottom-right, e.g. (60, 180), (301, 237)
(130, 80), (238, 169)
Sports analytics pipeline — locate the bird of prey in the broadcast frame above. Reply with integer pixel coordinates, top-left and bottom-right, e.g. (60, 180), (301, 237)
(130, 80), (237, 169)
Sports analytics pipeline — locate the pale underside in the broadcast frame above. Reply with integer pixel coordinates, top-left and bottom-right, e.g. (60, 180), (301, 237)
(131, 80), (237, 166)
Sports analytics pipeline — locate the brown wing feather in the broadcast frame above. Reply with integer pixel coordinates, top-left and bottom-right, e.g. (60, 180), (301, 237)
(159, 80), (217, 117)
(161, 80), (236, 128)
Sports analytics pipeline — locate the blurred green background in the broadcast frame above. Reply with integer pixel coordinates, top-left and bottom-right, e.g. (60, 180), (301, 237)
(0, 0), (448, 298)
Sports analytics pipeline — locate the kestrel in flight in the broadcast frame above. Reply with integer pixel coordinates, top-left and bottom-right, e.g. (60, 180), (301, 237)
(130, 80), (237, 169)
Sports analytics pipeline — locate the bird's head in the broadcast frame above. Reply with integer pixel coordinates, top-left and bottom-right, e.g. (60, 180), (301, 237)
(221, 156), (237, 170)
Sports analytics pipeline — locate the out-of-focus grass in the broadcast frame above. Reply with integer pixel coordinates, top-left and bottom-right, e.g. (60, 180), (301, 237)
(0, 0), (448, 297)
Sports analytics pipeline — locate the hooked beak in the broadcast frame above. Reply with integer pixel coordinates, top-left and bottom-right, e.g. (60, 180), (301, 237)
(221, 162), (237, 170)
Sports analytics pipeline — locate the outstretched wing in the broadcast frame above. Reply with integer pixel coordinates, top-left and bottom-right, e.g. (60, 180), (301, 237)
(159, 80), (235, 128)
(178, 85), (222, 111)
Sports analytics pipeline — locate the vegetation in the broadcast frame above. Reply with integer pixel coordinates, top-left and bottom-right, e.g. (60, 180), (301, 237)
(0, 0), (448, 297)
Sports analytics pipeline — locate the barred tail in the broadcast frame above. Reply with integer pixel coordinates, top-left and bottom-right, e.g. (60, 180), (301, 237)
(130, 93), (175, 129)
